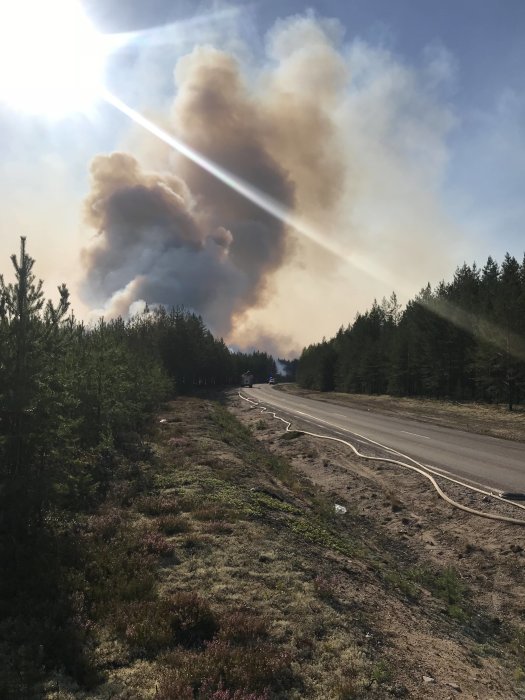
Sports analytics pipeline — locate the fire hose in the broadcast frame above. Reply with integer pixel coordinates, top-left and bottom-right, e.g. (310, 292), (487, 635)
(238, 392), (525, 526)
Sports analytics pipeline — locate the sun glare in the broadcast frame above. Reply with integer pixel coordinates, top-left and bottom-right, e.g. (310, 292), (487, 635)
(0, 0), (107, 116)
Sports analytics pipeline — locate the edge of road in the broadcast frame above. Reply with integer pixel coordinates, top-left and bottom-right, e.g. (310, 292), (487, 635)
(270, 383), (525, 445)
(238, 390), (525, 525)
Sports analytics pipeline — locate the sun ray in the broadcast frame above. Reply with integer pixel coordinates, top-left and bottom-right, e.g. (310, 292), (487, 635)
(102, 89), (397, 289)
(418, 295), (525, 362)
(113, 7), (244, 50)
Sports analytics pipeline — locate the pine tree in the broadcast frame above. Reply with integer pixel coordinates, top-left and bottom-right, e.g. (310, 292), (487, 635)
(0, 237), (71, 536)
(498, 254), (522, 409)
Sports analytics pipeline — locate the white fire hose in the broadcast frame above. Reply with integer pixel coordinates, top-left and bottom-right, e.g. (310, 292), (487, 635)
(238, 392), (525, 526)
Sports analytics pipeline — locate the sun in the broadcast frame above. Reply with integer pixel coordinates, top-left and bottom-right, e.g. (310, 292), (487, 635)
(0, 0), (107, 117)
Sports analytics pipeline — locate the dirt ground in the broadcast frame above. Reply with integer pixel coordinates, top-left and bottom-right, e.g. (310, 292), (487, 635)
(229, 391), (525, 700)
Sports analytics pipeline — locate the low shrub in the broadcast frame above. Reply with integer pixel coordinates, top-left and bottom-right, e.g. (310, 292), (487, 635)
(141, 531), (177, 559)
(136, 494), (180, 517)
(369, 659), (394, 684)
(112, 592), (218, 656)
(193, 505), (234, 522)
(167, 592), (219, 648)
(279, 431), (303, 441)
(86, 510), (123, 542)
(313, 575), (338, 602)
(159, 515), (191, 535)
(84, 534), (156, 609)
(202, 521), (235, 536)
(383, 571), (419, 601)
(113, 600), (173, 655)
(157, 677), (270, 700)
(159, 639), (294, 696)
(182, 535), (210, 552)
(218, 610), (269, 646)
(413, 566), (465, 605)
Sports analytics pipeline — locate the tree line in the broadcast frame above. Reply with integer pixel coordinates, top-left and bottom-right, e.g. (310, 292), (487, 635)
(0, 238), (277, 693)
(297, 253), (525, 410)
(0, 238), (276, 539)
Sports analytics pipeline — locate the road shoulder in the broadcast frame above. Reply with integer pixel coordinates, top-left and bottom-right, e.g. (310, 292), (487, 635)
(274, 384), (525, 443)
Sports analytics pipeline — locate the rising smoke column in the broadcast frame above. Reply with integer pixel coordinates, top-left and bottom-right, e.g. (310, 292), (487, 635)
(81, 17), (347, 335)
(83, 151), (251, 332)
(81, 13), (456, 352)
(82, 47), (297, 335)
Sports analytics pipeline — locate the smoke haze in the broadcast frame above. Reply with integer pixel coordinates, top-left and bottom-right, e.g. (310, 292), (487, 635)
(81, 13), (460, 353)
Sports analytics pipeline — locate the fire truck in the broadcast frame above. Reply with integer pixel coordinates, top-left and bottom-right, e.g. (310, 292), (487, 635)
(241, 371), (254, 388)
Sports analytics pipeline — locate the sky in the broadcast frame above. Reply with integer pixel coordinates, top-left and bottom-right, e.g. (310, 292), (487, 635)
(0, 0), (523, 357)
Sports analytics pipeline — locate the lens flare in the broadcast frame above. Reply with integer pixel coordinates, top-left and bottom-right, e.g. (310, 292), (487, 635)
(103, 90), (396, 288)
(0, 0), (107, 116)
(419, 296), (525, 362)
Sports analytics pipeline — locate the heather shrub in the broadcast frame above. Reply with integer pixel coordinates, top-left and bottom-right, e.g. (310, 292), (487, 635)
(141, 531), (177, 559)
(112, 592), (218, 656)
(166, 593), (219, 648)
(84, 533), (156, 610)
(157, 677), (271, 700)
(202, 520), (235, 536)
(159, 515), (192, 535)
(112, 600), (173, 655)
(136, 494), (181, 516)
(313, 575), (338, 602)
(193, 505), (234, 522)
(86, 510), (123, 542)
(218, 611), (269, 646)
(160, 639), (294, 695)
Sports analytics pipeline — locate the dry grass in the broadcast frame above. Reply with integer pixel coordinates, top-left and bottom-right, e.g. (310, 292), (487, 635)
(43, 394), (525, 699)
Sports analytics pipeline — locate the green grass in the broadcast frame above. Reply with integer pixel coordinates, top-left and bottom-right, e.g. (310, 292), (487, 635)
(418, 566), (466, 605)
(369, 659), (394, 685)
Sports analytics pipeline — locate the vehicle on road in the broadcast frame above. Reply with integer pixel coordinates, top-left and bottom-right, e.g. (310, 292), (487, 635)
(241, 371), (254, 388)
(269, 377), (275, 384)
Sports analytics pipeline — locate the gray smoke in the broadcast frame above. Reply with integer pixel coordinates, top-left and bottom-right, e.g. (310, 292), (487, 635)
(82, 146), (289, 332)
(81, 13), (454, 352)
(81, 22), (345, 336)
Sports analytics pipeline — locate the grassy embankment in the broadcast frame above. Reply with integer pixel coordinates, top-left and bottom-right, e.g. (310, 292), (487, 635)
(30, 394), (525, 699)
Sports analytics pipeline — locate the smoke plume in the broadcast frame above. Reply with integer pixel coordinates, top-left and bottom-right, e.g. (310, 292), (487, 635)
(81, 14), (347, 337)
(82, 149), (279, 332)
(81, 13), (458, 352)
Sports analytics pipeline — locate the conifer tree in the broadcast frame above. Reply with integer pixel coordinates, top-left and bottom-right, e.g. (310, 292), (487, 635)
(297, 252), (525, 408)
(0, 237), (71, 536)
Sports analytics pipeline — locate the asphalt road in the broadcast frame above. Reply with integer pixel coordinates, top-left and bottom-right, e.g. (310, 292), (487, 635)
(244, 384), (525, 494)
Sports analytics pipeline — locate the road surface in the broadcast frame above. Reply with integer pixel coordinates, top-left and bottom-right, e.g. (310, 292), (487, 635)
(243, 384), (525, 494)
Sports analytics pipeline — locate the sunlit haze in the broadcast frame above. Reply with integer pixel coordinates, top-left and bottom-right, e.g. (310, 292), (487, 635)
(0, 0), (107, 115)
(0, 0), (523, 356)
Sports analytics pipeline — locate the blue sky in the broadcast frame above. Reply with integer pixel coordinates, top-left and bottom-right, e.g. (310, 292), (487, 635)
(0, 1), (523, 353)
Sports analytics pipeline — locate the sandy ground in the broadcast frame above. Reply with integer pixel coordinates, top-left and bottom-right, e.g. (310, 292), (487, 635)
(229, 391), (525, 700)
